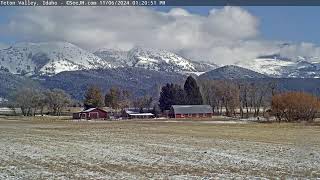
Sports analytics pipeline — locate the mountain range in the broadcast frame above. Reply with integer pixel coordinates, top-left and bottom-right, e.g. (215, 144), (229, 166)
(236, 54), (320, 78)
(1, 41), (320, 101)
(199, 65), (268, 80)
(0, 42), (109, 76)
(94, 47), (218, 74)
(1, 41), (320, 78)
(0, 42), (217, 76)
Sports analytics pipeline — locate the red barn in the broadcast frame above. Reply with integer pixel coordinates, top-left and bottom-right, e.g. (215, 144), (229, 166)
(170, 105), (213, 118)
(73, 108), (108, 120)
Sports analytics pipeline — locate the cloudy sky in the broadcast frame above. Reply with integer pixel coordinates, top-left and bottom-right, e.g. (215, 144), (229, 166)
(0, 6), (320, 64)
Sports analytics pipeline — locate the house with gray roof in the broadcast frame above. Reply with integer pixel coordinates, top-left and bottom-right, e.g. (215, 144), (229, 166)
(170, 105), (213, 118)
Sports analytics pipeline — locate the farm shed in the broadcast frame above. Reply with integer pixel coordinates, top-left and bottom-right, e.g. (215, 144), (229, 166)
(170, 105), (213, 118)
(123, 109), (155, 119)
(73, 108), (108, 120)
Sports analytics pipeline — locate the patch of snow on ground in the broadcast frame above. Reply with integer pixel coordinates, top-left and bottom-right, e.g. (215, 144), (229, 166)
(0, 119), (319, 179)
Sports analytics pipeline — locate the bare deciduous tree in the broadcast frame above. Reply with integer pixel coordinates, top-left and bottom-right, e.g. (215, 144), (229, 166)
(45, 89), (71, 116)
(271, 92), (320, 122)
(133, 96), (153, 112)
(200, 80), (240, 117)
(105, 87), (131, 110)
(201, 80), (276, 118)
(12, 87), (46, 116)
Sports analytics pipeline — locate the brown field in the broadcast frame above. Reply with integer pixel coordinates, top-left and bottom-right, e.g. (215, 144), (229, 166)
(0, 116), (320, 179)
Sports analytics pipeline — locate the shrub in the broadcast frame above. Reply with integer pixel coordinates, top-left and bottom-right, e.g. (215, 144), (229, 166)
(271, 92), (320, 122)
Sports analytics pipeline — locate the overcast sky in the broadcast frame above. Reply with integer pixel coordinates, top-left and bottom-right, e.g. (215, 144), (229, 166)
(1, 6), (320, 65)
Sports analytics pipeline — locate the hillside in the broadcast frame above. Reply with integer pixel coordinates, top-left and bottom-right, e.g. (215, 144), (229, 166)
(0, 70), (40, 100)
(236, 55), (320, 78)
(40, 67), (185, 100)
(199, 65), (269, 80)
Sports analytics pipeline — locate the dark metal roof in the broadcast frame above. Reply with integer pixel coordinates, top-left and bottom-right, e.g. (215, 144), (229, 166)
(171, 105), (213, 114)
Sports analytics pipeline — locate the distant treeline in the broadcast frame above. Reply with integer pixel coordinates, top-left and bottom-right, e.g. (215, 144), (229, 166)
(3, 71), (320, 122)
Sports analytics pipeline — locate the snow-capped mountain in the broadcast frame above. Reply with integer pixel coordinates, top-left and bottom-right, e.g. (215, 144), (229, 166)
(199, 65), (268, 80)
(236, 54), (320, 78)
(94, 47), (218, 74)
(0, 42), (217, 76)
(93, 48), (128, 68)
(0, 42), (112, 76)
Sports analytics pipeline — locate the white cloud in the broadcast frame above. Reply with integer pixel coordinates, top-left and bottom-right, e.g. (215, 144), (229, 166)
(279, 42), (320, 59)
(1, 6), (320, 64)
(205, 6), (259, 40)
(167, 8), (192, 17)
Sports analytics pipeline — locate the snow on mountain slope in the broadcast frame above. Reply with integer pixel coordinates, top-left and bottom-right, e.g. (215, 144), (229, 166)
(236, 56), (320, 78)
(128, 47), (197, 72)
(0, 42), (112, 76)
(93, 48), (128, 67)
(199, 65), (268, 80)
(3, 41), (320, 79)
(94, 47), (218, 74)
(0, 42), (217, 77)
(236, 58), (295, 77)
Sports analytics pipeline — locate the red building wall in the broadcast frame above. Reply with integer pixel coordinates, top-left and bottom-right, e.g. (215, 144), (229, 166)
(174, 113), (213, 119)
(73, 108), (108, 119)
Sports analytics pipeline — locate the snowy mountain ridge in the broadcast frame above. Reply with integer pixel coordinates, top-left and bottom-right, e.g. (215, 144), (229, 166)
(199, 65), (269, 80)
(0, 42), (113, 76)
(236, 55), (320, 78)
(94, 47), (218, 73)
(2, 41), (320, 78)
(0, 42), (217, 76)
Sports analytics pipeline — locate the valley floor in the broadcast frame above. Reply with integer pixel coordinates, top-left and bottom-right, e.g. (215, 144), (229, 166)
(0, 116), (320, 179)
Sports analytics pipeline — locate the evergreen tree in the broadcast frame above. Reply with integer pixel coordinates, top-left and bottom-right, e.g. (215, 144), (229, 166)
(105, 87), (121, 109)
(173, 84), (186, 105)
(159, 83), (174, 112)
(159, 83), (185, 112)
(184, 76), (203, 105)
(84, 85), (103, 109)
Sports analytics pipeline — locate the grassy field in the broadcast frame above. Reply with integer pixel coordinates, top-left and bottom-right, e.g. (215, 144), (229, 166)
(0, 116), (320, 179)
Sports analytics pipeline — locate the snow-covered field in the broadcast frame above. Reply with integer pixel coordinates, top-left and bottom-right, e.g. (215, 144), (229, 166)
(0, 116), (320, 179)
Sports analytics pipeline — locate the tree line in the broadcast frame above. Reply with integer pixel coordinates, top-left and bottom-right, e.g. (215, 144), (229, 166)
(11, 87), (71, 116)
(157, 76), (276, 117)
(9, 75), (320, 122)
(82, 76), (203, 114)
(200, 80), (277, 118)
(84, 86), (154, 112)
(158, 76), (320, 122)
